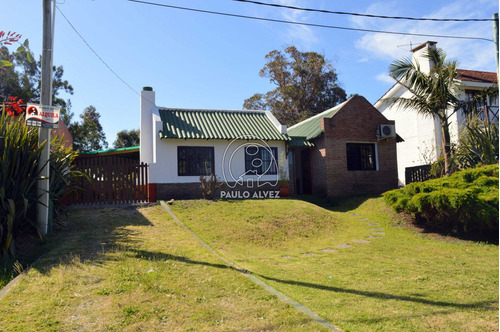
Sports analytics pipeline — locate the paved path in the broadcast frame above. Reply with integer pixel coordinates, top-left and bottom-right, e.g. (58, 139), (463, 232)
(282, 213), (386, 258)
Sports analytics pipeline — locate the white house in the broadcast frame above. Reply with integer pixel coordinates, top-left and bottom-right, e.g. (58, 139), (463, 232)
(374, 41), (498, 185)
(139, 87), (289, 199)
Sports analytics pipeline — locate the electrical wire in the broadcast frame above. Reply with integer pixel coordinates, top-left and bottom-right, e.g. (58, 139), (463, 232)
(126, 0), (494, 42)
(232, 0), (496, 22)
(56, 5), (140, 96)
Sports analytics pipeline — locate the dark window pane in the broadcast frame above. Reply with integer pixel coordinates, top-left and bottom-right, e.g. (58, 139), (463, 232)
(178, 147), (214, 176)
(346, 143), (376, 171)
(245, 146), (277, 175)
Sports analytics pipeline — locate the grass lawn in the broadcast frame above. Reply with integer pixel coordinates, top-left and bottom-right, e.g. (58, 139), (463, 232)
(0, 197), (497, 331)
(170, 197), (499, 331)
(0, 205), (325, 331)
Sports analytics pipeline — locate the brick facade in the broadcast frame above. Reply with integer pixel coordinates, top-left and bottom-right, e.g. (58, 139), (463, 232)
(311, 95), (398, 198)
(309, 136), (327, 196)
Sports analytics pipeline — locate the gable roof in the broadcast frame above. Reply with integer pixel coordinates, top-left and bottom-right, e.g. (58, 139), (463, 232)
(456, 69), (497, 84)
(287, 100), (348, 141)
(374, 69), (497, 108)
(158, 108), (290, 141)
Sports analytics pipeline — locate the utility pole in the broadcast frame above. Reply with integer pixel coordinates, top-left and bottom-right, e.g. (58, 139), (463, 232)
(38, 0), (54, 235)
(493, 13), (499, 82)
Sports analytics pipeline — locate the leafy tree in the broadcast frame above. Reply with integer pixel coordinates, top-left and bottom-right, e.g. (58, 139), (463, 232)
(113, 129), (139, 148)
(244, 46), (347, 126)
(0, 30), (33, 67)
(70, 106), (108, 152)
(0, 46), (73, 121)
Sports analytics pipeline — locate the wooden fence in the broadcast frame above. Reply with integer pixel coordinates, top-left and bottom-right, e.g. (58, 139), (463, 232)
(405, 164), (431, 185)
(68, 156), (149, 205)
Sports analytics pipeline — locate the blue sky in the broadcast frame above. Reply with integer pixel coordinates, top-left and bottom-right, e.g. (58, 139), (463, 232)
(3, 0), (498, 146)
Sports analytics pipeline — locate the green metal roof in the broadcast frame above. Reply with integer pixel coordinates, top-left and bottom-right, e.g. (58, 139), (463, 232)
(288, 136), (314, 147)
(287, 100), (348, 140)
(158, 108), (290, 141)
(78, 146), (140, 155)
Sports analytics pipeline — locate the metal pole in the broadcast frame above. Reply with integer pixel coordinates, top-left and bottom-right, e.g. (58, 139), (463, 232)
(38, 0), (53, 235)
(494, 13), (499, 82)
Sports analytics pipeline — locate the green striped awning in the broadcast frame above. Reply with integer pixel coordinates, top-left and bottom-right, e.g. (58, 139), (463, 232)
(158, 108), (290, 141)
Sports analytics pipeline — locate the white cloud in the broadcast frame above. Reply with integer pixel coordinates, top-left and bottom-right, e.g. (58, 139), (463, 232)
(273, 0), (320, 48)
(376, 72), (396, 84)
(351, 0), (497, 71)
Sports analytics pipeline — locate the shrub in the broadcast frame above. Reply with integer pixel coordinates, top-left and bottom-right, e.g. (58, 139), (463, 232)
(455, 114), (499, 169)
(0, 113), (79, 256)
(0, 113), (45, 256)
(200, 174), (224, 200)
(49, 136), (80, 223)
(383, 164), (499, 238)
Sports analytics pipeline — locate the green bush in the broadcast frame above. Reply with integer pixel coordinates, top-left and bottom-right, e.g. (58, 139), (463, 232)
(49, 136), (80, 223)
(0, 113), (78, 256)
(384, 165), (499, 237)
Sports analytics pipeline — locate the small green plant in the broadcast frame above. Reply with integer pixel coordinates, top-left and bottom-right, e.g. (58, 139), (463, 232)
(200, 173), (225, 200)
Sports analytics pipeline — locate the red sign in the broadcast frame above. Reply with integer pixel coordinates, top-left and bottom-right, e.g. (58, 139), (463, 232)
(26, 103), (60, 129)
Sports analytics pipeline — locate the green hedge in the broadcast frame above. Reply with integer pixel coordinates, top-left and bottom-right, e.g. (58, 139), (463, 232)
(384, 164), (499, 236)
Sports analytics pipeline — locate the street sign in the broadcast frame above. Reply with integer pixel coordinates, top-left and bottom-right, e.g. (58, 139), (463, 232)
(25, 103), (60, 129)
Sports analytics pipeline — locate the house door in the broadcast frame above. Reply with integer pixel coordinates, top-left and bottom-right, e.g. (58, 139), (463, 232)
(291, 148), (312, 195)
(301, 149), (312, 194)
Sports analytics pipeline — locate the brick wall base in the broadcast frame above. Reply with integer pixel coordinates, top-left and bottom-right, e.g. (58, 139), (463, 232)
(155, 182), (281, 200)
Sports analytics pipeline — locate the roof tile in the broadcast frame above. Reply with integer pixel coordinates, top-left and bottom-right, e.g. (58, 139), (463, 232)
(457, 69), (497, 83)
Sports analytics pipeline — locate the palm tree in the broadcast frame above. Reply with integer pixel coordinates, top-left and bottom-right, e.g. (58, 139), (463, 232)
(388, 47), (459, 176)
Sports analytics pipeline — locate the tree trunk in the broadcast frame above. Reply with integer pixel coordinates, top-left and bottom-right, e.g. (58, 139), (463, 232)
(441, 117), (452, 177)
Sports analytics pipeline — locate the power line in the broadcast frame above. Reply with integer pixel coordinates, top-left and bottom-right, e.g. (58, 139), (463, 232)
(126, 0), (494, 42)
(233, 0), (495, 22)
(56, 5), (140, 96)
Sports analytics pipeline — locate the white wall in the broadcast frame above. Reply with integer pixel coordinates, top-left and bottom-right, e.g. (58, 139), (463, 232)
(149, 138), (287, 185)
(377, 89), (440, 185)
(374, 41), (497, 185)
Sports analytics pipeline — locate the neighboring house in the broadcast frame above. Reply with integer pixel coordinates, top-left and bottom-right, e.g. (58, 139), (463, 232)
(374, 41), (498, 185)
(140, 88), (399, 199)
(288, 95), (399, 198)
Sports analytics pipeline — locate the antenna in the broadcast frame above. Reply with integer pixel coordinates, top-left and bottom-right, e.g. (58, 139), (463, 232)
(396, 42), (421, 52)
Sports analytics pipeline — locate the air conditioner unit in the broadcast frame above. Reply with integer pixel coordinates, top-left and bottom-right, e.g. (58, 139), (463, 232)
(378, 124), (396, 139)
